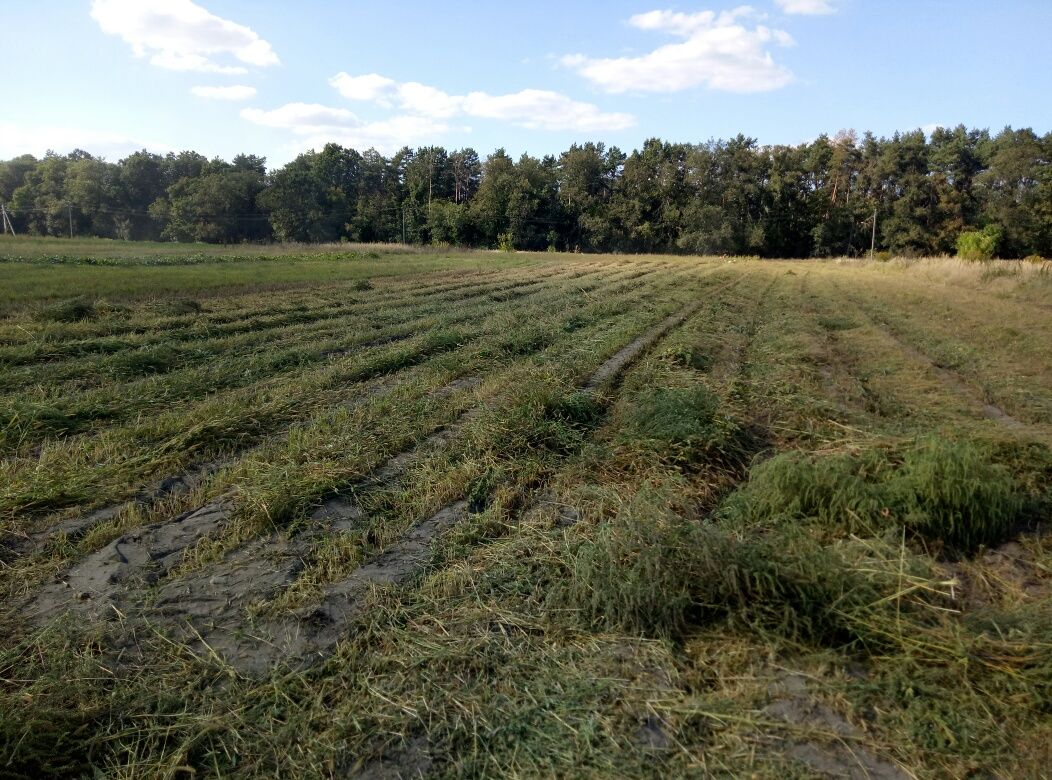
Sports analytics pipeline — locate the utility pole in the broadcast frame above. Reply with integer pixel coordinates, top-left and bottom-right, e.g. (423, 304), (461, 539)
(869, 208), (877, 260)
(0, 204), (14, 236)
(402, 208), (406, 245)
(427, 148), (434, 221)
(68, 203), (74, 239)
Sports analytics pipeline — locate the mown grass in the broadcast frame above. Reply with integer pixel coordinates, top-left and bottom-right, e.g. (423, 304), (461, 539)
(1, 244), (1050, 778)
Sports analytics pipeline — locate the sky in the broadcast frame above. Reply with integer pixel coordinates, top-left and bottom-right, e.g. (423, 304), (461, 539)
(1, 0), (1051, 168)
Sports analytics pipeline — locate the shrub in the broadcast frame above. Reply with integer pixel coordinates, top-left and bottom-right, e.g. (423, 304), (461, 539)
(956, 225), (1002, 261)
(497, 232), (516, 252)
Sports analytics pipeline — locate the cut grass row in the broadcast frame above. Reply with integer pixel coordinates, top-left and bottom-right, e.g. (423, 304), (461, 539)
(4, 252), (1049, 778)
(0, 263), (669, 453)
(0, 264), (725, 579)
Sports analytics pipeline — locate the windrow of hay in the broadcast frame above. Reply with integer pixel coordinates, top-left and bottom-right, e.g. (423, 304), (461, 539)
(720, 436), (1041, 552)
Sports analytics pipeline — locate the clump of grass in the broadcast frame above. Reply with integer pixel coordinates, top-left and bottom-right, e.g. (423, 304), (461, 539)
(38, 298), (97, 323)
(553, 487), (875, 643)
(0, 636), (105, 779)
(111, 344), (185, 376)
(496, 325), (553, 356)
(723, 437), (1030, 552)
(894, 438), (1027, 550)
(556, 488), (701, 637)
(420, 329), (462, 354)
(664, 345), (712, 371)
(817, 314), (859, 331)
(533, 391), (606, 453)
(561, 313), (591, 332)
(164, 298), (203, 315)
(353, 279), (374, 291)
(620, 386), (751, 469)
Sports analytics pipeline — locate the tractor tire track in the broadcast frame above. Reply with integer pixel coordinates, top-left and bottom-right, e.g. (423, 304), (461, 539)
(829, 278), (1029, 430)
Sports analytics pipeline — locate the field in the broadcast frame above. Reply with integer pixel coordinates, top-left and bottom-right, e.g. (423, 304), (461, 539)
(2, 239), (1051, 778)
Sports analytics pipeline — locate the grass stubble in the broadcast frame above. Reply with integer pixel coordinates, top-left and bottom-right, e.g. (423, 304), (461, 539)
(0, 242), (1050, 778)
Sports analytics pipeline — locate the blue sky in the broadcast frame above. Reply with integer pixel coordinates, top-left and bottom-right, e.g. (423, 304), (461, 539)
(2, 1), (1050, 167)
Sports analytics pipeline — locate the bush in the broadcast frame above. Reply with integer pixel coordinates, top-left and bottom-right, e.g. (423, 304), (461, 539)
(956, 225), (1002, 261)
(497, 232), (516, 252)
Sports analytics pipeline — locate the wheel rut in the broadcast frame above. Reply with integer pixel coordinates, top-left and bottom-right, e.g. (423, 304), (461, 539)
(831, 280), (1030, 431)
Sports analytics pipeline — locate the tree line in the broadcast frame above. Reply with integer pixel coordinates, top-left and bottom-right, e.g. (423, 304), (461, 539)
(1, 126), (1049, 258)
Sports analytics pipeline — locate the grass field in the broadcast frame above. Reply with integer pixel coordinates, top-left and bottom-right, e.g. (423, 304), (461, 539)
(1, 240), (1051, 778)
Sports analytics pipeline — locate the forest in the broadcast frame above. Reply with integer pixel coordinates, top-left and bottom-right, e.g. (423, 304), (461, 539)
(1, 125), (1049, 258)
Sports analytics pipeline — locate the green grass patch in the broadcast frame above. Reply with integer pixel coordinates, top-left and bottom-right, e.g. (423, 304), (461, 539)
(620, 386), (752, 469)
(722, 436), (1037, 552)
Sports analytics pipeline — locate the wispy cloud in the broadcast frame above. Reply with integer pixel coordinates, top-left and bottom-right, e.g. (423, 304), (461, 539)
(774, 0), (838, 15)
(239, 103), (453, 154)
(329, 73), (635, 132)
(90, 0), (279, 75)
(240, 103), (358, 132)
(0, 121), (169, 160)
(191, 85), (257, 101)
(561, 6), (794, 94)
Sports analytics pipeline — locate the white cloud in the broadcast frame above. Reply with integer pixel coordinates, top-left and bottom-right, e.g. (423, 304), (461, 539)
(462, 90), (635, 131)
(240, 103), (452, 154)
(240, 103), (358, 133)
(90, 0), (279, 74)
(329, 72), (635, 132)
(397, 82), (464, 119)
(329, 73), (397, 104)
(562, 6), (794, 93)
(299, 116), (456, 156)
(191, 84), (257, 100)
(775, 0), (837, 15)
(0, 121), (169, 160)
